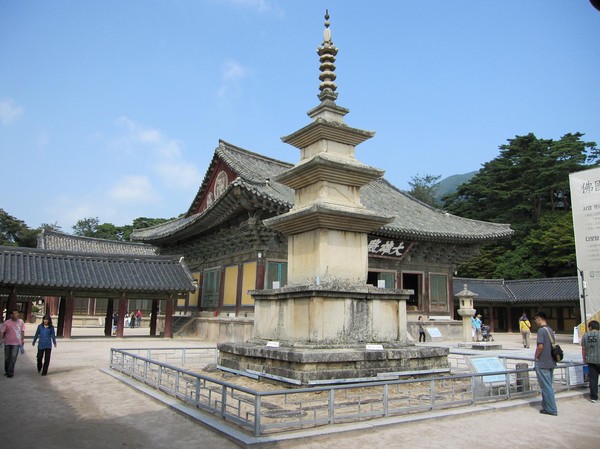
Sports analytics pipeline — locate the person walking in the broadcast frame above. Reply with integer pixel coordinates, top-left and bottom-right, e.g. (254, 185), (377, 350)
(129, 311), (135, 329)
(1, 309), (25, 378)
(417, 316), (426, 342)
(581, 320), (600, 403)
(136, 309), (142, 328)
(112, 312), (118, 335)
(534, 311), (558, 416)
(519, 313), (531, 348)
(471, 313), (482, 342)
(32, 314), (57, 376)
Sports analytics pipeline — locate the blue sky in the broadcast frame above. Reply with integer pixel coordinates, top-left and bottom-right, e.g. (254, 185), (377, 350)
(1, 1), (599, 231)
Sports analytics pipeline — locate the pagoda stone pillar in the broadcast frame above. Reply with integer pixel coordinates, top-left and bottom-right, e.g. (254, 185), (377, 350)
(217, 11), (449, 384)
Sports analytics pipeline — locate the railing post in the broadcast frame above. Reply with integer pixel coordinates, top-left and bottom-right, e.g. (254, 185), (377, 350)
(329, 389), (335, 425)
(221, 385), (227, 416)
(254, 395), (261, 437)
(195, 377), (201, 406)
(430, 379), (436, 409)
(383, 384), (389, 417)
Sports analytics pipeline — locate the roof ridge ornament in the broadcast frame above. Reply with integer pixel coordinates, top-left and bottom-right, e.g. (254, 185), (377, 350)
(317, 9), (338, 103)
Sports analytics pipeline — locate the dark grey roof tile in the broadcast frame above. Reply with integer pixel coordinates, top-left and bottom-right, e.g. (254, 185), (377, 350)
(0, 246), (195, 293)
(454, 277), (578, 303)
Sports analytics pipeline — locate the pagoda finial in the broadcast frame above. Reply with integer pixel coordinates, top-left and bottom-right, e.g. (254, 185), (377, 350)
(317, 9), (338, 103)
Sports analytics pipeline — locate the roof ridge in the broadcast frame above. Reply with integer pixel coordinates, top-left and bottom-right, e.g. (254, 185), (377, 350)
(0, 245), (175, 261)
(40, 229), (153, 247)
(218, 139), (293, 169)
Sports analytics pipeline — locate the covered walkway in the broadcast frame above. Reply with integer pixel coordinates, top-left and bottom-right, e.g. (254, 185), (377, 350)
(0, 245), (196, 338)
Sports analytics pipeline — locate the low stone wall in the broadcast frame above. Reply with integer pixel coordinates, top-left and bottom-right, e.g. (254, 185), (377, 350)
(406, 320), (464, 341)
(191, 317), (254, 342)
(188, 318), (463, 343)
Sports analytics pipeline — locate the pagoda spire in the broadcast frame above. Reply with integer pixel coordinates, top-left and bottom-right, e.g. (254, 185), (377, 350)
(317, 10), (338, 103)
(307, 10), (349, 123)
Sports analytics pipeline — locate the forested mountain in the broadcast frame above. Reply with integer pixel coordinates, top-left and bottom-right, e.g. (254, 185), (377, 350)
(434, 171), (478, 203)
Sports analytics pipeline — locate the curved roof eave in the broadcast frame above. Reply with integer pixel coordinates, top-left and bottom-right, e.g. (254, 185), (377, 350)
(132, 179), (293, 244)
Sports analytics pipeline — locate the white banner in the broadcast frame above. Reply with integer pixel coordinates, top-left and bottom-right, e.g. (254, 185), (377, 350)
(569, 167), (600, 322)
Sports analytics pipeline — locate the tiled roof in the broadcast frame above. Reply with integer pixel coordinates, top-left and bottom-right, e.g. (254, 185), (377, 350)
(0, 246), (196, 295)
(454, 277), (578, 304)
(38, 229), (157, 255)
(504, 277), (579, 302)
(132, 141), (513, 244)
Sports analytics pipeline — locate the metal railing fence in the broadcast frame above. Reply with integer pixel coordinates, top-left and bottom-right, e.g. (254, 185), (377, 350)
(109, 347), (586, 437)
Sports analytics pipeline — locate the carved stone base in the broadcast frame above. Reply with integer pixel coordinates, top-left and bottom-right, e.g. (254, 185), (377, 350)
(217, 341), (450, 385)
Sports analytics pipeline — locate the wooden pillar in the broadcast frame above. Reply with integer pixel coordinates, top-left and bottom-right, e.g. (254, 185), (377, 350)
(447, 276), (455, 318)
(56, 296), (67, 337)
(89, 298), (96, 316)
(488, 305), (495, 333)
(0, 297), (6, 321)
(150, 299), (159, 336)
(116, 294), (127, 338)
(62, 293), (75, 338)
(7, 288), (18, 316)
(256, 259), (266, 289)
(24, 301), (33, 323)
(164, 295), (174, 338)
(235, 263), (243, 317)
(104, 299), (114, 337)
(44, 296), (59, 316)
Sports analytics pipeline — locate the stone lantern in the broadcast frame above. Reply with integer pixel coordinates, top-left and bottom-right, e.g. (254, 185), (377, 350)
(456, 284), (477, 342)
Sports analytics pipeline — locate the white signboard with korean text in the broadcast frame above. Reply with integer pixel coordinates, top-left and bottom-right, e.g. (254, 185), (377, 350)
(569, 167), (600, 320)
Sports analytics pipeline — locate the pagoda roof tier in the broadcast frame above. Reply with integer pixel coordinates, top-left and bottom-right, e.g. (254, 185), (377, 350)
(276, 152), (385, 189)
(281, 118), (375, 149)
(263, 203), (393, 235)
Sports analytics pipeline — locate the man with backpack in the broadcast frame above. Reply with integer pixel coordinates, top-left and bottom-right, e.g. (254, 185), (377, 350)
(581, 320), (600, 403)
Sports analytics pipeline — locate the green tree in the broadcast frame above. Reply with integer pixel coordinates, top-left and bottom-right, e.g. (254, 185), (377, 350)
(408, 174), (441, 207)
(72, 216), (174, 241)
(72, 217), (101, 237)
(445, 132), (597, 279)
(0, 209), (38, 247)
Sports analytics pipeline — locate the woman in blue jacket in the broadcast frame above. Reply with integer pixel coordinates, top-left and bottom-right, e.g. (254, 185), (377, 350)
(32, 314), (57, 376)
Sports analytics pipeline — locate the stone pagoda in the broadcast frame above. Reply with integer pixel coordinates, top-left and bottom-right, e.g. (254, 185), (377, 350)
(217, 11), (449, 385)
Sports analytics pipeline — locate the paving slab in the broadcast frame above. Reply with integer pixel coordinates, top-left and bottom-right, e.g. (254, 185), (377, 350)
(1, 329), (597, 449)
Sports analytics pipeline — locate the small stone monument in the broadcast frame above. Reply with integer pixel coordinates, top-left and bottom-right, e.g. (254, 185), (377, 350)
(456, 284), (477, 342)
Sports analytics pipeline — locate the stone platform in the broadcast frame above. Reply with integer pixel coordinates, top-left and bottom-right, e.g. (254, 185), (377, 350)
(217, 341), (450, 385)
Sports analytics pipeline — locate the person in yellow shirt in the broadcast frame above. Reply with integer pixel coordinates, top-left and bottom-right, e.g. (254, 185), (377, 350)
(519, 313), (531, 348)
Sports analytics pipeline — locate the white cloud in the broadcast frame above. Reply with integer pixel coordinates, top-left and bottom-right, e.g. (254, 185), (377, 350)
(217, 59), (249, 101)
(223, 59), (248, 82)
(109, 175), (159, 203)
(37, 131), (49, 147)
(0, 99), (24, 125)
(113, 117), (202, 190)
(223, 0), (273, 14)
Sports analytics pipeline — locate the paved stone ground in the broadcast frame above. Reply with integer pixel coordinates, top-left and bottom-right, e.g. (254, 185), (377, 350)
(1, 328), (598, 449)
